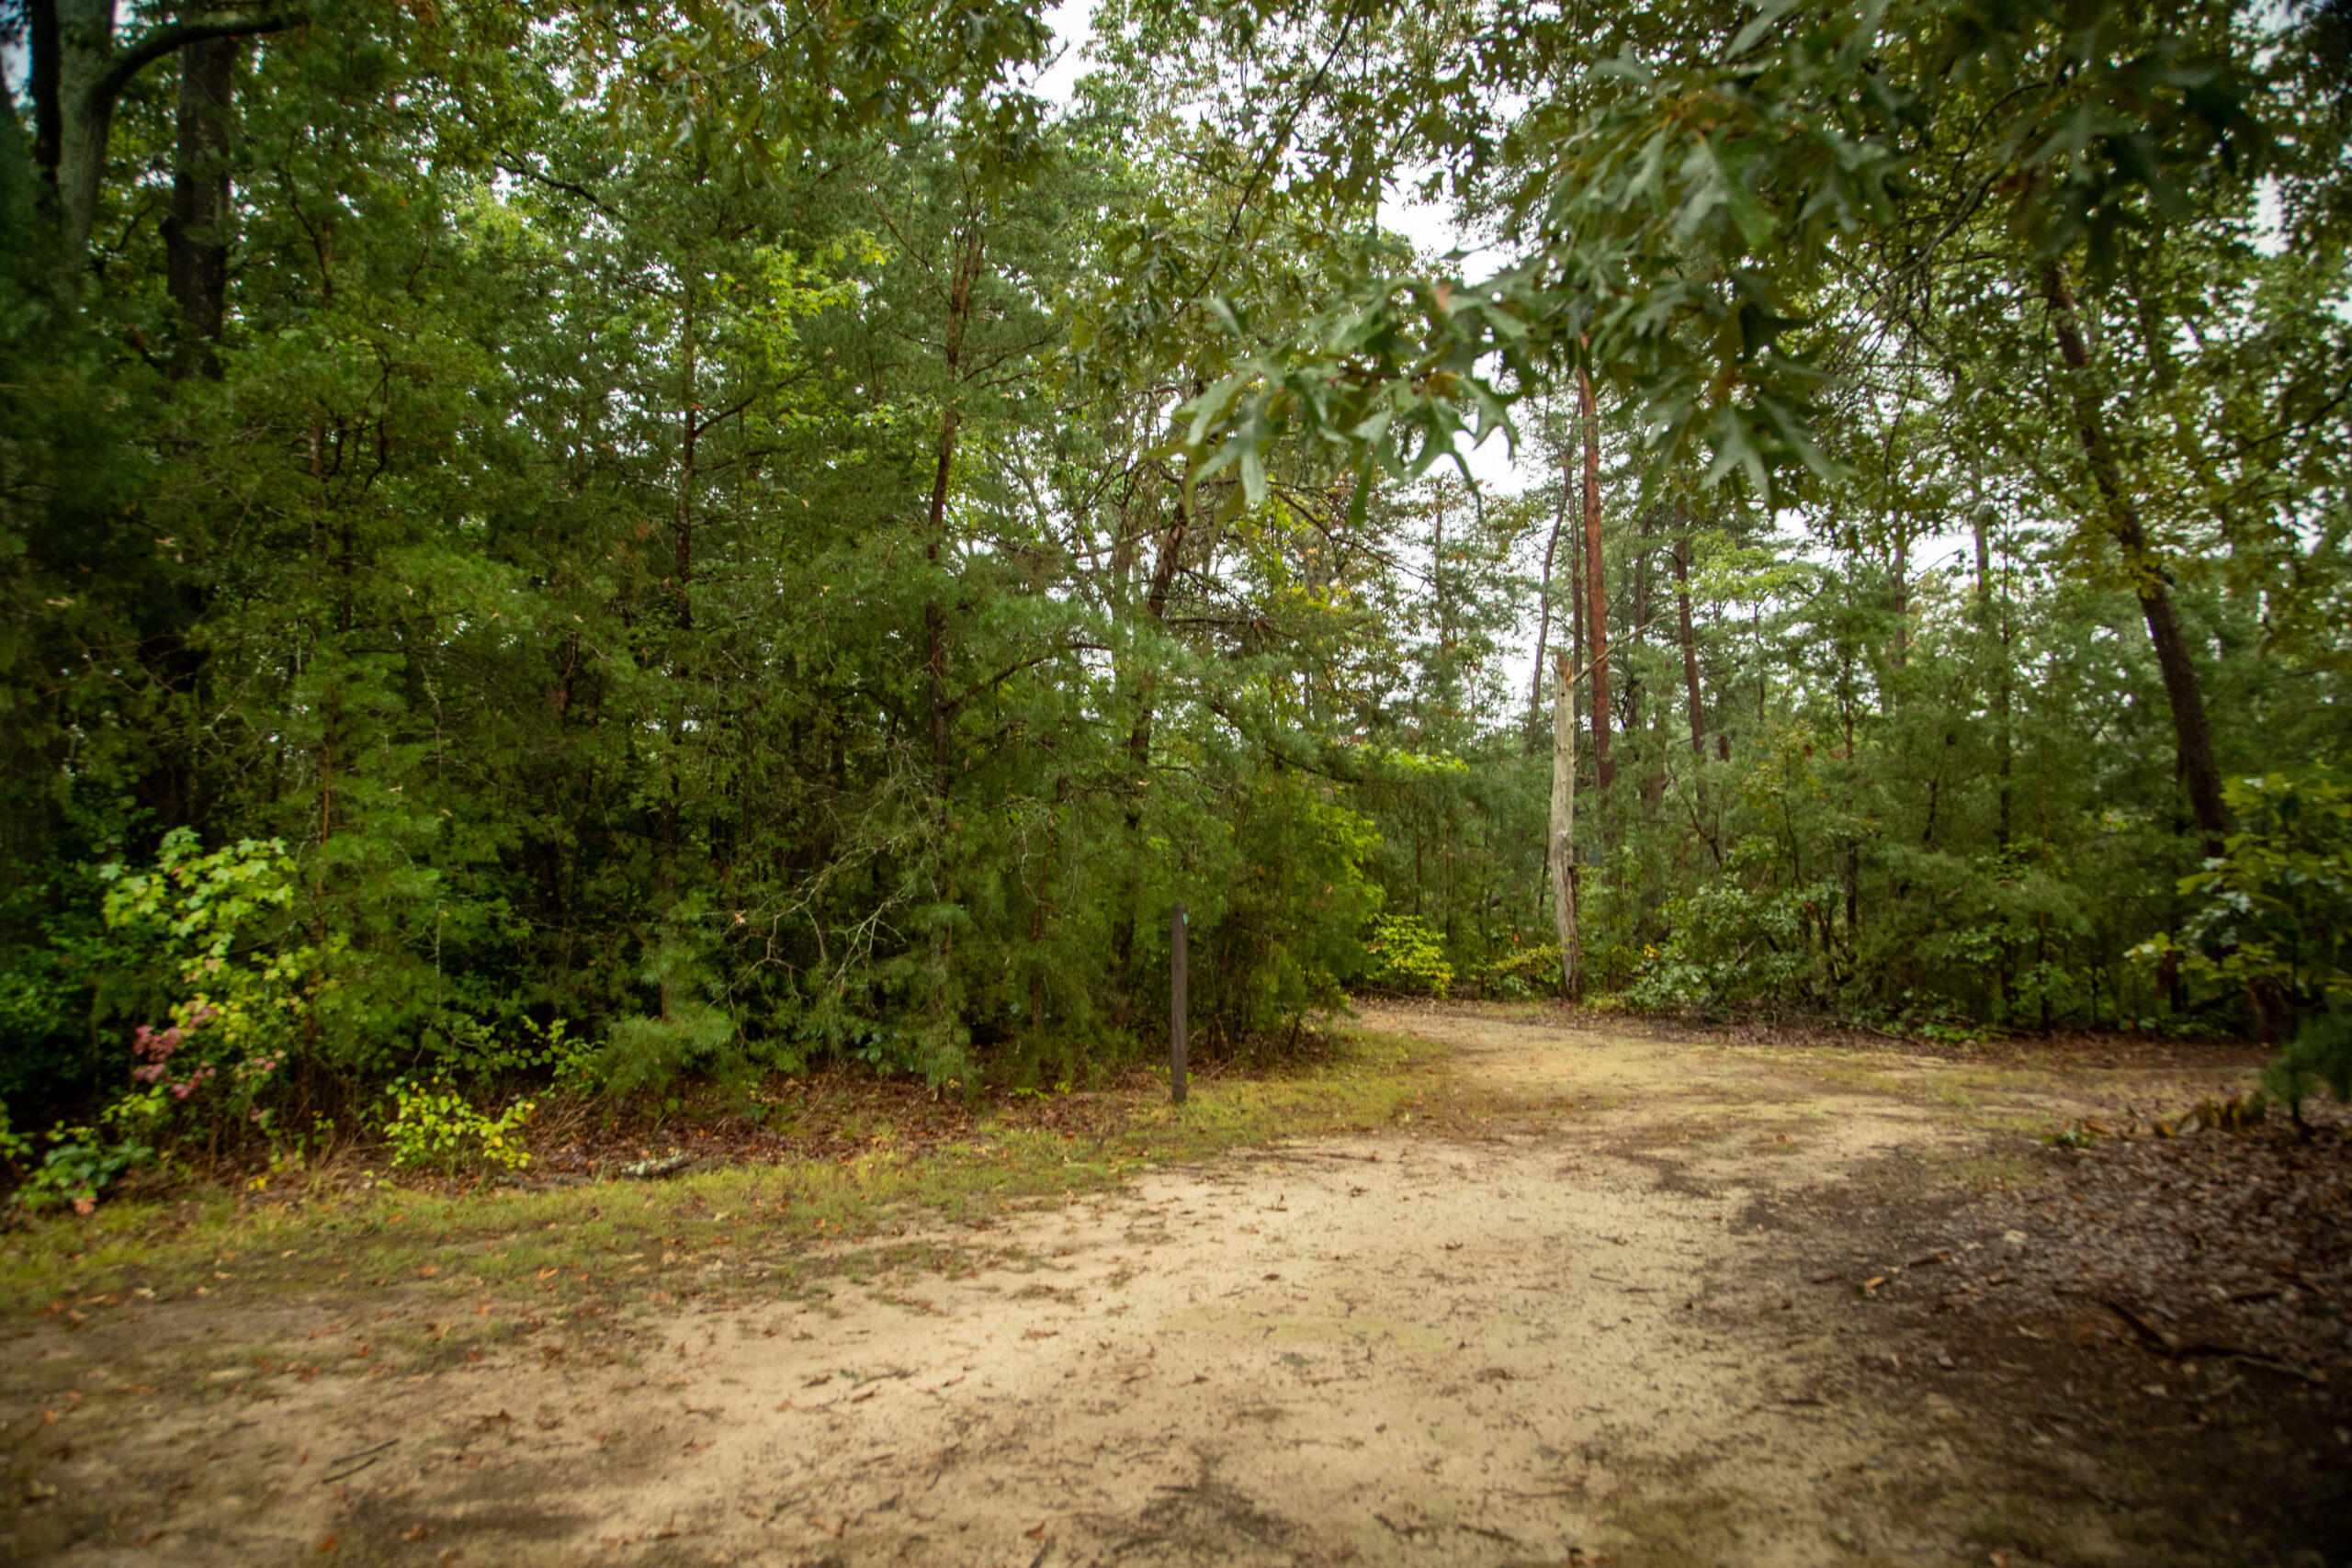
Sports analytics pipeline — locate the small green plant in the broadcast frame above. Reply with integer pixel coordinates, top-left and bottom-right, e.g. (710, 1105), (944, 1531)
(2263, 998), (2352, 1114)
(380, 1077), (537, 1174)
(1363, 915), (1454, 997)
(3, 1101), (154, 1213)
(1477, 942), (1564, 998)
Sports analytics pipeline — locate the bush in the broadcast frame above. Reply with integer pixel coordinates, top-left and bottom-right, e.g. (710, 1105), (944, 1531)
(1626, 848), (1838, 1012)
(1363, 915), (1453, 996)
(97, 829), (329, 1145)
(2140, 766), (2352, 1108)
(380, 1077), (537, 1174)
(1477, 942), (1563, 998)
(0, 1100), (152, 1214)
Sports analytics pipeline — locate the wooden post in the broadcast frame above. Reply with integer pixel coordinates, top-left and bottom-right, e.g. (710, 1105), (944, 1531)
(1170, 903), (1189, 1105)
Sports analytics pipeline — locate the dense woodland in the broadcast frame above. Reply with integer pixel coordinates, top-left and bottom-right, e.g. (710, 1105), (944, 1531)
(2, 0), (2348, 1194)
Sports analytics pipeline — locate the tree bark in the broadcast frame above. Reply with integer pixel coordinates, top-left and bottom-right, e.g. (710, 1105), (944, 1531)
(1578, 368), (1612, 792)
(166, 34), (235, 378)
(2041, 265), (2227, 856)
(37, 0), (287, 298)
(1671, 513), (1703, 761)
(1528, 410), (1571, 742)
(28, 0), (62, 184)
(54, 0), (117, 283)
(1548, 651), (1582, 999)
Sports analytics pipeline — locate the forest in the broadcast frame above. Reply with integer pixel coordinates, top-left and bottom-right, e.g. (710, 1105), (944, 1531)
(2, 0), (2349, 1201)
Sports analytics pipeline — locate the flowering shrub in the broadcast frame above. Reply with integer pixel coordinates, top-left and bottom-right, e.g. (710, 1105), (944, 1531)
(94, 829), (330, 1156)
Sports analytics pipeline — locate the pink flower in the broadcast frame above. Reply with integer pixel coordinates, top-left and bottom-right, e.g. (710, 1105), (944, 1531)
(72, 1198), (95, 1215)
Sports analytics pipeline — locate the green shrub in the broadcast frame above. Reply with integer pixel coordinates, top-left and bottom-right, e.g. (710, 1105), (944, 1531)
(1627, 847), (1838, 1012)
(380, 1077), (537, 1174)
(1, 1100), (153, 1213)
(2139, 767), (2352, 1108)
(97, 829), (332, 1144)
(1477, 942), (1564, 998)
(1363, 915), (1454, 997)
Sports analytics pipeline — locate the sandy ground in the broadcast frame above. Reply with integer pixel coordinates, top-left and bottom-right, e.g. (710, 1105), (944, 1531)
(1, 1009), (2309, 1567)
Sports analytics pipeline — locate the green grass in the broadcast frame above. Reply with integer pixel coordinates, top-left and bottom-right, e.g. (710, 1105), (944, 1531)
(0, 1029), (1454, 1326)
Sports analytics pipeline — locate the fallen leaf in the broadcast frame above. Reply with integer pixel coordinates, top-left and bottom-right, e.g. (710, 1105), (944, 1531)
(1025, 1522), (1048, 1541)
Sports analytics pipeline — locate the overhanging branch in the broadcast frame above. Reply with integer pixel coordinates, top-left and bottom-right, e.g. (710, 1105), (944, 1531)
(85, 11), (294, 121)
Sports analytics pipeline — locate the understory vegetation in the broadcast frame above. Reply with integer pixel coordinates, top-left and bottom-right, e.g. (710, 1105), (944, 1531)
(2, 0), (2348, 1202)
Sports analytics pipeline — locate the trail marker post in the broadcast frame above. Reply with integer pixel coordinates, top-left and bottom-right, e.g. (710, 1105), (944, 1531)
(1170, 903), (1188, 1106)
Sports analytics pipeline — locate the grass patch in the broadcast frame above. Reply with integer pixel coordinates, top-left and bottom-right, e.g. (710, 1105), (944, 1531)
(0, 1027), (1453, 1328)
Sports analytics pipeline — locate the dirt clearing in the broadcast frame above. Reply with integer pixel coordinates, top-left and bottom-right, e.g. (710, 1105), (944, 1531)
(5, 1008), (2346, 1566)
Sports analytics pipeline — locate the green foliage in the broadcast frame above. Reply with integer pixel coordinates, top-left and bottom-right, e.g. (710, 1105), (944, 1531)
(1626, 850), (1838, 1013)
(1363, 915), (1454, 997)
(2152, 769), (2352, 1030)
(1476, 943), (1563, 999)
(0, 0), (2346, 1171)
(379, 1078), (537, 1175)
(2264, 999), (2352, 1111)
(0, 1100), (153, 1215)
(95, 830), (329, 1145)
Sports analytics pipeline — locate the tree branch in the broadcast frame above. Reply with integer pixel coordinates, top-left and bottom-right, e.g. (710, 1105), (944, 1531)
(85, 12), (294, 121)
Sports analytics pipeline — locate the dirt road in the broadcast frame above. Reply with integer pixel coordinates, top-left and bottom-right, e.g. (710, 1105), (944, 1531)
(4, 1008), (2324, 1566)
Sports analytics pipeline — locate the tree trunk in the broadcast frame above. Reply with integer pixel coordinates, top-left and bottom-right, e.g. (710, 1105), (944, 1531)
(1974, 507), (2013, 847)
(28, 0), (62, 186)
(166, 34), (234, 378)
(1529, 427), (1569, 742)
(1671, 512), (1702, 761)
(2041, 265), (2227, 856)
(54, 0), (117, 287)
(34, 0), (287, 298)
(1578, 368), (1613, 792)
(1548, 652), (1581, 999)
(922, 227), (983, 811)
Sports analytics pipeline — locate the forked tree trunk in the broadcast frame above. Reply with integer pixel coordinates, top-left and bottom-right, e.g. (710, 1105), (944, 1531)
(1548, 651), (1582, 999)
